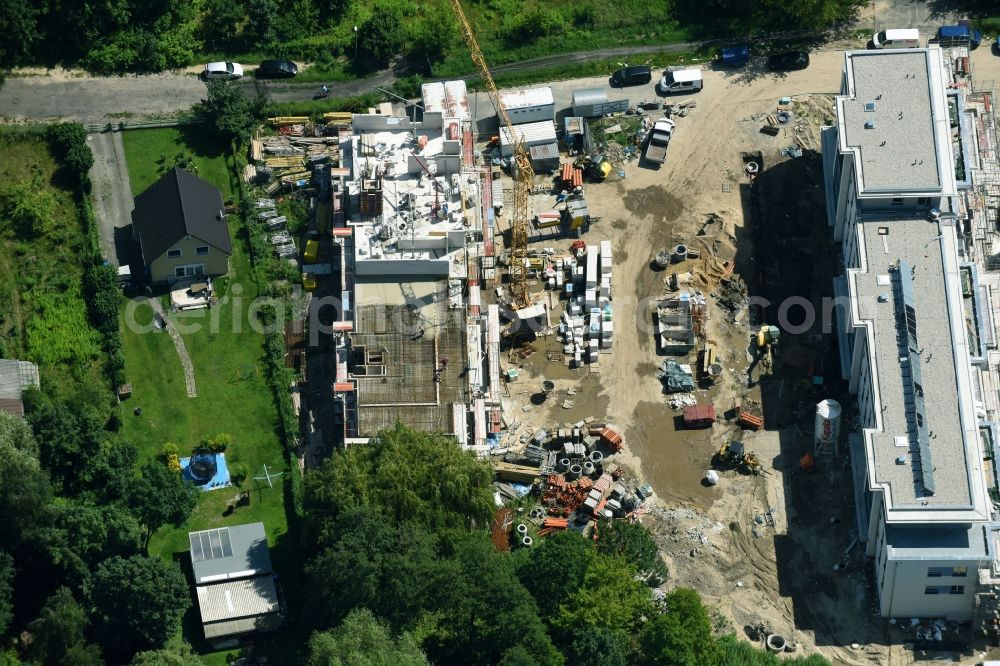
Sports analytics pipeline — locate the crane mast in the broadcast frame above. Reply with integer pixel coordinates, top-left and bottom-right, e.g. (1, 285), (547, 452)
(449, 0), (533, 308)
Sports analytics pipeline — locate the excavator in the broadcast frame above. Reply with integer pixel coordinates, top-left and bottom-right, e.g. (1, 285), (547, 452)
(713, 440), (765, 475)
(450, 0), (532, 309)
(749, 324), (780, 381)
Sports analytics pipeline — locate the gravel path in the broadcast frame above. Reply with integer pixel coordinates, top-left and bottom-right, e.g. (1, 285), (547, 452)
(88, 130), (134, 263)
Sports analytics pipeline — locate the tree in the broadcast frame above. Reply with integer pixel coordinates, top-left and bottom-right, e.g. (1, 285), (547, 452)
(130, 637), (205, 666)
(26, 587), (103, 666)
(307, 609), (429, 666)
(42, 499), (143, 588)
(0, 427), (50, 546)
(0, 409), (39, 458)
(595, 519), (668, 585)
(88, 556), (190, 661)
(83, 262), (122, 337)
(194, 80), (262, 144)
(423, 535), (562, 665)
(29, 403), (104, 494)
(129, 459), (198, 541)
(563, 627), (631, 666)
(0, 0), (40, 69)
(0, 552), (13, 636)
(516, 530), (593, 618)
(305, 424), (494, 531)
(638, 588), (719, 666)
(246, 0), (277, 47)
(200, 0), (243, 50)
(552, 553), (653, 637)
(407, 2), (456, 74)
(359, 2), (404, 67)
(49, 122), (94, 180)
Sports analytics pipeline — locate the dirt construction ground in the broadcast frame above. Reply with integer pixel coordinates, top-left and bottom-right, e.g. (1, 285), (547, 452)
(498, 50), (1000, 666)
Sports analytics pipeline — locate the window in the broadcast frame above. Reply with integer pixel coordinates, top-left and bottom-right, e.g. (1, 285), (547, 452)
(891, 198), (904, 206)
(196, 245), (209, 255)
(925, 585), (966, 595)
(174, 264), (205, 278)
(931, 566), (968, 577)
(917, 197), (929, 206)
(167, 249), (182, 258)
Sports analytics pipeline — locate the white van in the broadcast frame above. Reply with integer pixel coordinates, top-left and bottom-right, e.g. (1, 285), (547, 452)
(871, 28), (920, 49)
(657, 68), (703, 94)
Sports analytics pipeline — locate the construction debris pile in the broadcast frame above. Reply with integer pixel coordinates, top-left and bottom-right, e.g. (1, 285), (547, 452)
(557, 240), (614, 366)
(492, 418), (656, 546)
(246, 114), (352, 193)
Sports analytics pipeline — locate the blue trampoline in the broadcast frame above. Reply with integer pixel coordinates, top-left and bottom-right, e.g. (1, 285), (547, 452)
(180, 452), (232, 491)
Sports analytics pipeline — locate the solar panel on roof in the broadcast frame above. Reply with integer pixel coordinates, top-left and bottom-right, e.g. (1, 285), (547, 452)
(190, 528), (233, 561)
(190, 533), (205, 562)
(891, 261), (935, 495)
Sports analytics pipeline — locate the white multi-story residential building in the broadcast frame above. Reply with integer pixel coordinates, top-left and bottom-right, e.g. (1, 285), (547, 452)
(823, 47), (1000, 622)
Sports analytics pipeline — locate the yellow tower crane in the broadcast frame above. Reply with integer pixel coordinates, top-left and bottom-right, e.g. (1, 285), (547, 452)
(449, 0), (533, 309)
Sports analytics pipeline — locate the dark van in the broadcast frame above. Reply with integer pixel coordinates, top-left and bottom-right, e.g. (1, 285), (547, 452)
(611, 65), (652, 88)
(937, 24), (982, 48)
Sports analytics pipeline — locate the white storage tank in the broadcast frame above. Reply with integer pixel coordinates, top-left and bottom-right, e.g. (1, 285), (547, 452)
(814, 399), (842, 450)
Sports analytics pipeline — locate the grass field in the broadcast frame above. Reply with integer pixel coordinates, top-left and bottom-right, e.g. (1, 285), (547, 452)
(120, 127), (303, 660)
(0, 130), (108, 409)
(121, 125), (238, 199)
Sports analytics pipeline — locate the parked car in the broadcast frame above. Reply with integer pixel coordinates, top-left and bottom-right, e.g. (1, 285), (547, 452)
(256, 59), (298, 78)
(610, 65), (652, 88)
(656, 68), (703, 94)
(871, 28), (920, 49)
(767, 51), (810, 71)
(719, 45), (750, 67)
(936, 24), (982, 49)
(203, 62), (243, 80)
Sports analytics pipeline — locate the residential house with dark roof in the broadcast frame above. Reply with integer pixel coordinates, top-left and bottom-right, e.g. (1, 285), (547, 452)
(131, 167), (232, 284)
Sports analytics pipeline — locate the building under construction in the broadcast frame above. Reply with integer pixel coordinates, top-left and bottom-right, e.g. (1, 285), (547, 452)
(319, 81), (505, 453)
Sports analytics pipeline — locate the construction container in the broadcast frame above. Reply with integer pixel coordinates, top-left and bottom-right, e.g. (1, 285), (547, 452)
(571, 89), (630, 117)
(529, 142), (560, 173)
(499, 86), (555, 125)
(499, 120), (557, 156)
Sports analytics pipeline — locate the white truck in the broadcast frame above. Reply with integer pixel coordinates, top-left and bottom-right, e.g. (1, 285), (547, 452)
(645, 117), (674, 165)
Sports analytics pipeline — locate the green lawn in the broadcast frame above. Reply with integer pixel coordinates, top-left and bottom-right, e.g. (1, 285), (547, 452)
(0, 130), (108, 409)
(121, 125), (238, 198)
(120, 127), (303, 659)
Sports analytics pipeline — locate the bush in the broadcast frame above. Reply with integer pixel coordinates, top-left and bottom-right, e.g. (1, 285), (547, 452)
(48, 122), (93, 184)
(202, 433), (232, 453)
(159, 442), (179, 460)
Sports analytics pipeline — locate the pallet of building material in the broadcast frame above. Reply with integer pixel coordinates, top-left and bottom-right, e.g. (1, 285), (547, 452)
(268, 116), (310, 126)
(254, 199), (276, 210)
(275, 243), (297, 258)
(258, 209), (279, 220)
(270, 232), (292, 245)
(321, 112), (353, 124)
(494, 461), (541, 484)
(264, 157), (304, 168)
(279, 169), (310, 180)
(242, 163), (257, 184)
(250, 138), (263, 163)
(264, 180), (281, 195)
(265, 216), (287, 231)
(263, 145), (304, 157)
